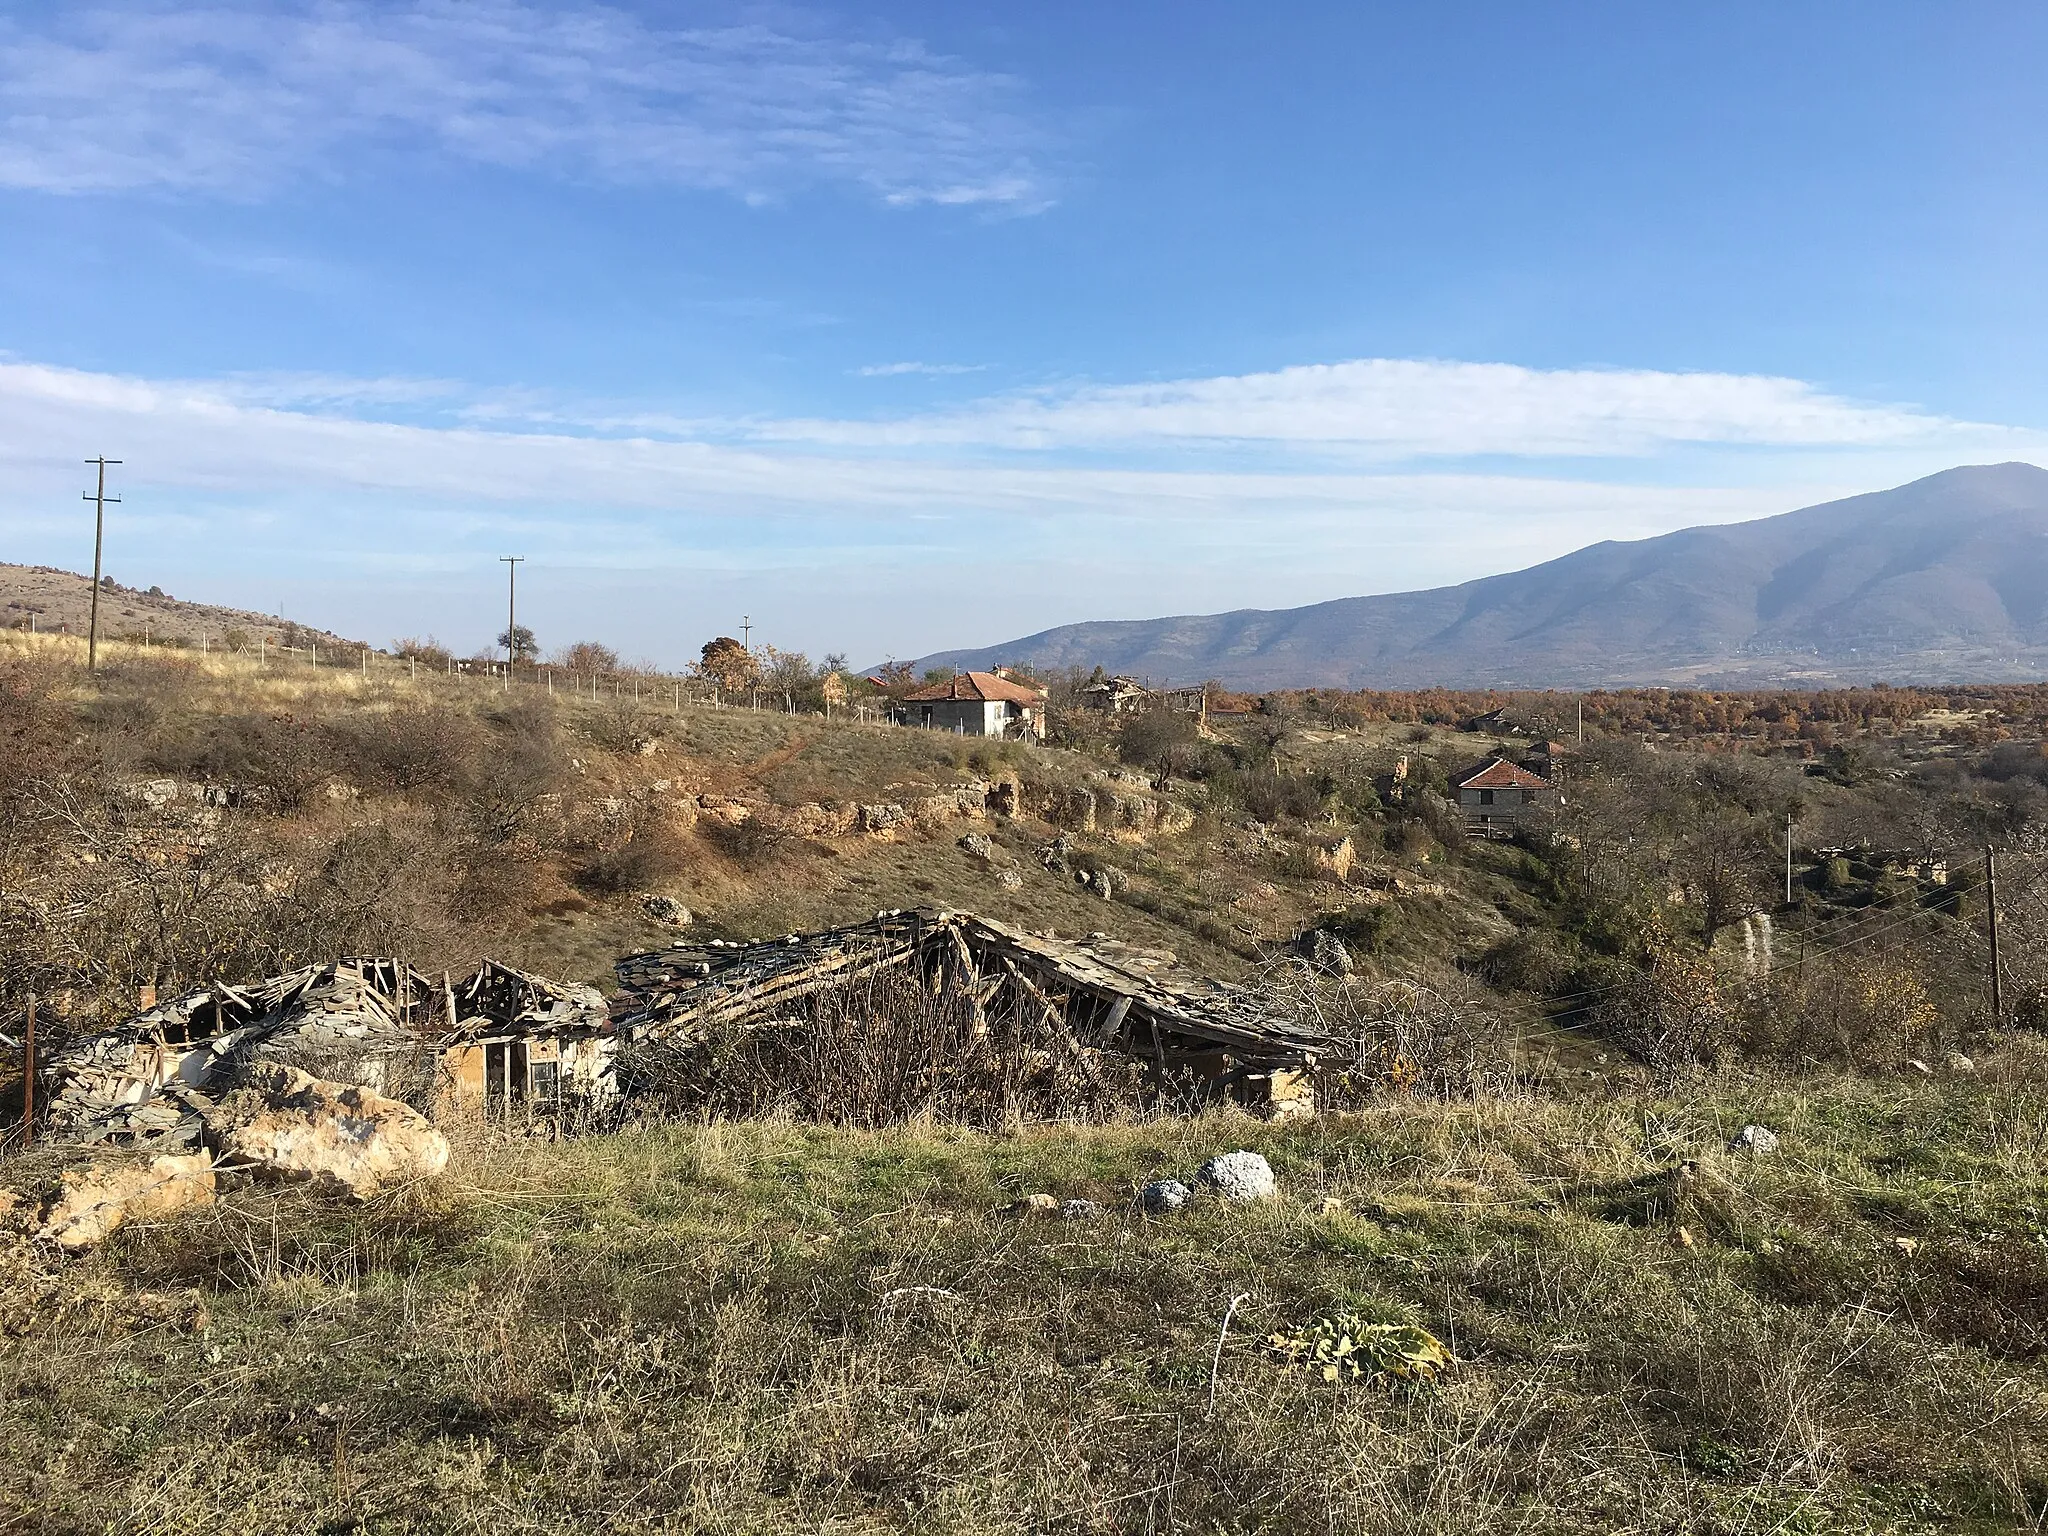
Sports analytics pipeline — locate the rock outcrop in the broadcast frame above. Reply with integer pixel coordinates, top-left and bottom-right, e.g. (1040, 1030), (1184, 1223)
(35, 1151), (217, 1252)
(214, 1065), (449, 1200)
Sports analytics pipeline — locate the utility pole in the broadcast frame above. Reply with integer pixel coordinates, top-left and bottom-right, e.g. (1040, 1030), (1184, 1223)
(1576, 697), (1583, 745)
(20, 995), (34, 1150)
(1987, 844), (2004, 1024)
(83, 457), (121, 672)
(1785, 813), (1794, 905)
(741, 615), (752, 653)
(500, 556), (524, 690)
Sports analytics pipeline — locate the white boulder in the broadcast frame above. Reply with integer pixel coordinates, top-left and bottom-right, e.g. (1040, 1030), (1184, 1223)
(215, 1065), (448, 1200)
(1196, 1151), (1277, 1203)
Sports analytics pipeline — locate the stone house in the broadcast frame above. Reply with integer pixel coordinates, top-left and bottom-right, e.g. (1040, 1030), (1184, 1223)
(899, 670), (1048, 740)
(1454, 757), (1555, 835)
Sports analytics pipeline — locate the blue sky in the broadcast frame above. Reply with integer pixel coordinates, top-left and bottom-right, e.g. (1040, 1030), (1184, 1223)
(3, 1), (2048, 666)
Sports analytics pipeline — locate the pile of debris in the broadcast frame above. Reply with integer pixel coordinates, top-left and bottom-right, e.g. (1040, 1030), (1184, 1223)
(614, 908), (1330, 1115)
(41, 958), (609, 1147)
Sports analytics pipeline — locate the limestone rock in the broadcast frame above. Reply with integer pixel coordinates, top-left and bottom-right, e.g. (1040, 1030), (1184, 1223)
(37, 1151), (216, 1252)
(1140, 1179), (1191, 1216)
(994, 868), (1024, 891)
(1059, 1198), (1103, 1221)
(958, 832), (997, 864)
(1197, 1151), (1277, 1203)
(215, 1065), (448, 1200)
(1905, 1058), (1934, 1077)
(643, 895), (693, 927)
(859, 803), (911, 836)
(1730, 1124), (1780, 1155)
(1944, 1052), (1975, 1074)
(1307, 929), (1354, 977)
(1009, 1193), (1059, 1218)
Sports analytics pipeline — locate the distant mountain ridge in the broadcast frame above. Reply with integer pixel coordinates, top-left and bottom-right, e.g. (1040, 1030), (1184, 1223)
(911, 463), (2048, 689)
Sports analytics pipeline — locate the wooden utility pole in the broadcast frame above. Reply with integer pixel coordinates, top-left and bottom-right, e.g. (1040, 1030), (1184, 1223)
(83, 457), (121, 672)
(1785, 813), (1794, 905)
(500, 556), (524, 690)
(20, 996), (34, 1150)
(1987, 845), (2004, 1023)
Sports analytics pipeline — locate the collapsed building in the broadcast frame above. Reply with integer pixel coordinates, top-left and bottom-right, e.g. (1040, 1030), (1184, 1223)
(41, 959), (611, 1147)
(611, 908), (1330, 1116)
(39, 910), (1335, 1146)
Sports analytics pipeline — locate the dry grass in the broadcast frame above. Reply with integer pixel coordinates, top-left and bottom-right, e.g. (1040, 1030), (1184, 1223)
(6, 1066), (2048, 1533)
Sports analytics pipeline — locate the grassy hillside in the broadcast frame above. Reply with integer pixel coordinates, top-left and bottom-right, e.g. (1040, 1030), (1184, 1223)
(7, 1064), (2048, 1533)
(0, 563), (357, 652)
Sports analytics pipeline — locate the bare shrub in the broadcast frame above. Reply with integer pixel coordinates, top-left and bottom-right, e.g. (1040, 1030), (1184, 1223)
(177, 711), (336, 809)
(576, 799), (692, 895)
(333, 704), (484, 799)
(1592, 941), (1729, 1087)
(1738, 948), (1950, 1070)
(1249, 962), (1516, 1102)
(0, 781), (483, 1029)
(618, 968), (1143, 1128)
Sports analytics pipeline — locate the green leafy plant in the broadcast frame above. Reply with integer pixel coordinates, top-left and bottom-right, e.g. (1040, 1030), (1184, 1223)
(1265, 1311), (1452, 1385)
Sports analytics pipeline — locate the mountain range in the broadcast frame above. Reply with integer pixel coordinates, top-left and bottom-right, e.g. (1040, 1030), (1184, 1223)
(910, 463), (2048, 690)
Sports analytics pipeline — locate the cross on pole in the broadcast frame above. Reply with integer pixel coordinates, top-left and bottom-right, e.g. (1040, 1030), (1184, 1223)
(83, 458), (121, 672)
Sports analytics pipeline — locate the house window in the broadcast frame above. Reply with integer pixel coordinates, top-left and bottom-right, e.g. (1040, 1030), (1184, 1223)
(530, 1058), (561, 1109)
(1479, 789), (1496, 805)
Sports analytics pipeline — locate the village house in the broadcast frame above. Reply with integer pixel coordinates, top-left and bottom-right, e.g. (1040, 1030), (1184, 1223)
(1454, 756), (1556, 835)
(899, 669), (1048, 739)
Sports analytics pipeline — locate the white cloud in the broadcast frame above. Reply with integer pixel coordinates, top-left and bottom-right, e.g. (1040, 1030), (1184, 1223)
(0, 1), (1050, 209)
(752, 358), (1998, 458)
(3, 351), (2036, 661)
(0, 357), (1830, 522)
(854, 361), (988, 377)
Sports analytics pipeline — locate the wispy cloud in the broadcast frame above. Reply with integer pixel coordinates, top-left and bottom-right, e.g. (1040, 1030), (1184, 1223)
(854, 361), (988, 377)
(751, 358), (1992, 458)
(7, 352), (2023, 661)
(0, 1), (1052, 209)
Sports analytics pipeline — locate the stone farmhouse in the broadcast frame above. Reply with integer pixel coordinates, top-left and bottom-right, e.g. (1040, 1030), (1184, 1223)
(1454, 757), (1555, 835)
(899, 670), (1048, 740)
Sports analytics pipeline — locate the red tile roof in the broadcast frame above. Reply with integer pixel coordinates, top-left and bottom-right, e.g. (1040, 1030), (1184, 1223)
(902, 670), (1047, 705)
(1456, 757), (1552, 791)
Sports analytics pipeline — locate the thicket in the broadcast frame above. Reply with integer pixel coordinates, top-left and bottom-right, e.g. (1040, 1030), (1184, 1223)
(0, 657), (629, 1034)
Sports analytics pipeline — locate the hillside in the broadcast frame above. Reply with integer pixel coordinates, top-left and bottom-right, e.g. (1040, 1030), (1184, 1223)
(0, 562), (356, 651)
(912, 463), (2048, 690)
(9, 616), (2048, 1532)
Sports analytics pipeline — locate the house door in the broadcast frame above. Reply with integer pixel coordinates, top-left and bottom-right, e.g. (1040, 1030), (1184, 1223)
(483, 1040), (529, 1113)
